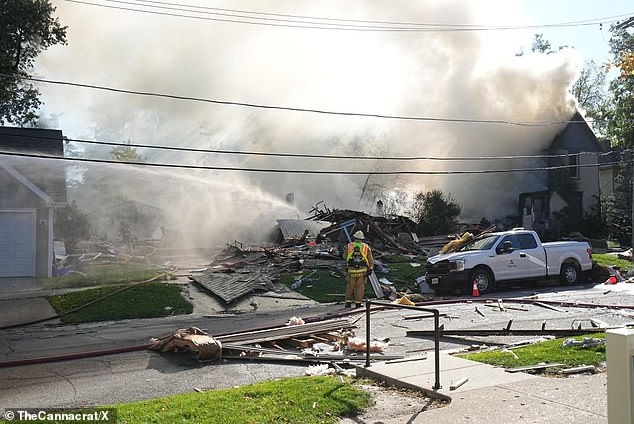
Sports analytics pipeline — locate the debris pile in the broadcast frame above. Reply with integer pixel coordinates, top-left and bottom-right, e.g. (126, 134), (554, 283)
(149, 317), (401, 365)
(188, 205), (440, 304)
(149, 326), (223, 361)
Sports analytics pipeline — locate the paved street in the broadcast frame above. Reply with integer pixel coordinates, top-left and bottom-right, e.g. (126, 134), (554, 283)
(1, 278), (633, 415)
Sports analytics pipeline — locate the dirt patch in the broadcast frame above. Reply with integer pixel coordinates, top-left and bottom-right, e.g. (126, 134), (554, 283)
(339, 381), (448, 423)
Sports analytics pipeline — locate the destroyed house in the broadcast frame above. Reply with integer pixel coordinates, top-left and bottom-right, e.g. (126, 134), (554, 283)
(0, 127), (67, 278)
(86, 199), (166, 241)
(519, 112), (604, 239)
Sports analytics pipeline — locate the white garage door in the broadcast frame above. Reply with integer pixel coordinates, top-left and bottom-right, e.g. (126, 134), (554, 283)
(0, 211), (36, 277)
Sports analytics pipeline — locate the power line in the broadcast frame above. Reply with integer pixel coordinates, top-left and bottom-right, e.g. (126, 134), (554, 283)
(64, 0), (632, 32)
(0, 130), (624, 162)
(0, 150), (628, 176)
(10, 74), (593, 127)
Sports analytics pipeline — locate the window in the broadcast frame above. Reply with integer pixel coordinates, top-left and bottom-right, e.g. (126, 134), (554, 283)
(499, 235), (521, 250)
(568, 153), (579, 178)
(518, 233), (538, 249)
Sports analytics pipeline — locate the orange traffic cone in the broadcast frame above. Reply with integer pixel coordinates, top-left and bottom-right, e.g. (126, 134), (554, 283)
(604, 275), (617, 285)
(471, 280), (480, 297)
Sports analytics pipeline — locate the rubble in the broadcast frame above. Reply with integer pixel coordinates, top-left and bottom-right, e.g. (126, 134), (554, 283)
(148, 326), (222, 361)
(149, 317), (401, 364)
(56, 204), (439, 305)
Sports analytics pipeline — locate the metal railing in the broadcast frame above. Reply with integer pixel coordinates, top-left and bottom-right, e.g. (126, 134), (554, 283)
(365, 300), (442, 390)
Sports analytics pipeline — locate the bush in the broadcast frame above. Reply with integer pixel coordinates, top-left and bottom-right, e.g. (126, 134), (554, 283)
(412, 189), (461, 236)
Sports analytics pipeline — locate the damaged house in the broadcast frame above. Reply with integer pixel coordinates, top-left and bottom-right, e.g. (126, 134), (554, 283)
(0, 127), (67, 278)
(518, 112), (607, 239)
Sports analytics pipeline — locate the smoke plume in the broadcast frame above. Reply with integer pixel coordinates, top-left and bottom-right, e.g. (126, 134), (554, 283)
(34, 0), (583, 244)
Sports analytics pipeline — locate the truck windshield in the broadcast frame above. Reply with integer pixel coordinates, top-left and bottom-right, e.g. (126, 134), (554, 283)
(461, 235), (499, 251)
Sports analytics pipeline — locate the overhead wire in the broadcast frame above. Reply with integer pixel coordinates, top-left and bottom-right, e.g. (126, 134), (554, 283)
(0, 130), (625, 162)
(0, 150), (629, 176)
(131, 0), (632, 30)
(6, 73), (606, 127)
(63, 0), (632, 32)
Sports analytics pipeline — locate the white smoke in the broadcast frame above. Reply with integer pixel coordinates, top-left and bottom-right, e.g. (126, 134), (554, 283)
(34, 0), (583, 243)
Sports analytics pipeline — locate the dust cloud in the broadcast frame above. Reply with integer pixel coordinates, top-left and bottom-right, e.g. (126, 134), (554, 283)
(32, 0), (582, 244)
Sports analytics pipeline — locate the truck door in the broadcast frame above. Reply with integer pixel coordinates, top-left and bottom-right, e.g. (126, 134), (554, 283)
(492, 235), (523, 281)
(517, 233), (547, 278)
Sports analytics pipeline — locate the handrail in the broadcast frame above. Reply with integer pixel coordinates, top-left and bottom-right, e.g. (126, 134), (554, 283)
(365, 300), (442, 390)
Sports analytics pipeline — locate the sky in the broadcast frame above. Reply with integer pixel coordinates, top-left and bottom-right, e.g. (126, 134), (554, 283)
(518, 0), (633, 63)
(27, 0), (634, 243)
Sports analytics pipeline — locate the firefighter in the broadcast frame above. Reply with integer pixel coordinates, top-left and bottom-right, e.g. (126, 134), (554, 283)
(343, 230), (374, 308)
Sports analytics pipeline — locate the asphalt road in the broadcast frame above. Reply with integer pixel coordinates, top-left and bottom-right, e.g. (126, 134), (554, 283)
(1, 279), (633, 414)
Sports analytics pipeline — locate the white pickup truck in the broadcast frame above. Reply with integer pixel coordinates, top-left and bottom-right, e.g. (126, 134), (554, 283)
(425, 229), (593, 294)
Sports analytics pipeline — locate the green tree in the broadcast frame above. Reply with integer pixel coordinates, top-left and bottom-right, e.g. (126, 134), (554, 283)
(606, 28), (634, 149)
(54, 201), (90, 253)
(531, 34), (553, 54)
(412, 189), (461, 236)
(602, 27), (634, 246)
(0, 0), (67, 125)
(111, 141), (144, 162)
(571, 60), (610, 133)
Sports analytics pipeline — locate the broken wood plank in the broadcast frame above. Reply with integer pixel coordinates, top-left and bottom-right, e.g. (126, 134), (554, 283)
(384, 356), (427, 364)
(290, 338), (318, 348)
(506, 363), (565, 373)
(483, 304), (529, 312)
(368, 271), (385, 299)
(407, 328), (605, 338)
(216, 318), (353, 345)
(559, 365), (596, 375)
(475, 306), (485, 317)
(403, 313), (448, 320)
(310, 334), (331, 343)
(497, 299), (506, 311)
(533, 302), (565, 312)
(450, 377), (469, 390)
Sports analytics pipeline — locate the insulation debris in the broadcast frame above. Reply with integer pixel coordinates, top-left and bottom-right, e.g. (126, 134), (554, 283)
(345, 336), (389, 353)
(562, 337), (605, 348)
(149, 326), (222, 361)
(286, 316), (305, 326)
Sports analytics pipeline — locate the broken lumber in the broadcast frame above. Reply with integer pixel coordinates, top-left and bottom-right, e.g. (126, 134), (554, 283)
(506, 363), (565, 373)
(407, 327), (605, 338)
(450, 377), (469, 390)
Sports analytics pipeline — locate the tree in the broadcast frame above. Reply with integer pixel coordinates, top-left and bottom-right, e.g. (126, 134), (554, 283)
(603, 27), (634, 246)
(111, 142), (144, 162)
(570, 60), (610, 132)
(0, 0), (67, 125)
(531, 34), (553, 54)
(411, 189), (461, 236)
(606, 28), (634, 149)
(54, 201), (90, 253)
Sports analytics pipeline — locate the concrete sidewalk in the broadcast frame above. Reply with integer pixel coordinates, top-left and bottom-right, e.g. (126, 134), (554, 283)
(354, 351), (608, 423)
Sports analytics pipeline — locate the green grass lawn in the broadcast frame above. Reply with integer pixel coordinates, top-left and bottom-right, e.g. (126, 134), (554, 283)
(113, 375), (371, 424)
(458, 333), (606, 368)
(48, 282), (193, 324)
(43, 263), (168, 289)
(592, 253), (633, 272)
(280, 254), (427, 303)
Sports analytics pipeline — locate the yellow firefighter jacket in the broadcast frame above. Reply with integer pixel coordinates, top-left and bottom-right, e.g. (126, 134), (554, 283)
(344, 241), (374, 276)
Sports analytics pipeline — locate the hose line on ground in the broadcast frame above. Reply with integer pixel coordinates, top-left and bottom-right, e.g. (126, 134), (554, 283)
(0, 273), (168, 331)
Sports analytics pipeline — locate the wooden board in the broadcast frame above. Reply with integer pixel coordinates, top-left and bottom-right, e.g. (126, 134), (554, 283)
(368, 271), (384, 298)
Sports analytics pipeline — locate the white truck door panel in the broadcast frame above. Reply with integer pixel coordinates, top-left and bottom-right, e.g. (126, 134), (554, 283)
(493, 235), (523, 281)
(517, 233), (547, 278)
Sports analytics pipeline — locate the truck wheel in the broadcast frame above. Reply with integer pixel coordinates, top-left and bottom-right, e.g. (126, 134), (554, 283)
(469, 268), (493, 294)
(560, 262), (580, 285)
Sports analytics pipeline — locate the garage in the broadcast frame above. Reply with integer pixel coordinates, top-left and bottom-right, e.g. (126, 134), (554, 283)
(0, 210), (36, 277)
